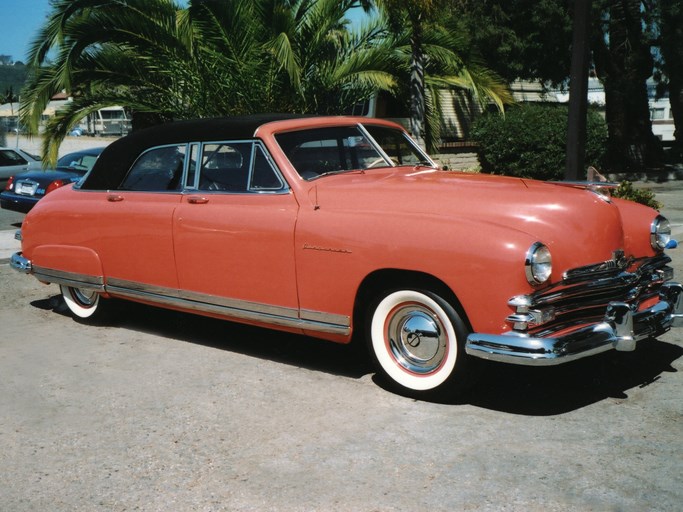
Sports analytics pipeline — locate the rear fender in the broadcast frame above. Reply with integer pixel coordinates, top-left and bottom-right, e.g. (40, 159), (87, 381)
(31, 245), (105, 290)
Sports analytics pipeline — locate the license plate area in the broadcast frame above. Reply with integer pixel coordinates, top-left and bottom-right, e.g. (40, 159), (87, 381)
(17, 181), (38, 196)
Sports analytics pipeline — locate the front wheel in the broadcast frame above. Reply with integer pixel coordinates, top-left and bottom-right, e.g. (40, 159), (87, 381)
(367, 289), (470, 396)
(60, 285), (103, 319)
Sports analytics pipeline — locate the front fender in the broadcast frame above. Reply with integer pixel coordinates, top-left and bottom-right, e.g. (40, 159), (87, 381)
(295, 209), (540, 336)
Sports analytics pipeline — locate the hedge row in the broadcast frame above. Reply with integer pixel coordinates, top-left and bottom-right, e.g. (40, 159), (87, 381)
(471, 103), (608, 181)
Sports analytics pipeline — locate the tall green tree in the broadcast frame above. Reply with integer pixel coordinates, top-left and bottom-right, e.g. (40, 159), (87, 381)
(258, 0), (397, 114)
(650, 0), (683, 150)
(593, 0), (662, 170)
(459, 0), (573, 85)
(460, 0), (665, 171)
(20, 0), (396, 163)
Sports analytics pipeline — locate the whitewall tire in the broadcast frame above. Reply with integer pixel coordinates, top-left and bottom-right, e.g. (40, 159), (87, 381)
(60, 285), (102, 319)
(368, 289), (469, 394)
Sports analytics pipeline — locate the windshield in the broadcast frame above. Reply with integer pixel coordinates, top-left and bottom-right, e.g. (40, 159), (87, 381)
(57, 151), (101, 174)
(362, 125), (431, 167)
(275, 124), (433, 180)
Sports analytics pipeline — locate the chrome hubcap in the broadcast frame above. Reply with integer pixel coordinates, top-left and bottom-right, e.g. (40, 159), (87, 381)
(387, 305), (448, 374)
(71, 287), (97, 307)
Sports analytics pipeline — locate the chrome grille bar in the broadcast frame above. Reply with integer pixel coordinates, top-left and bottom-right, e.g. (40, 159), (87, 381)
(508, 254), (673, 335)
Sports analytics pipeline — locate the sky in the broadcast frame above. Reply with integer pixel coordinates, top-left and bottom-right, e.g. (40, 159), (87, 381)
(1, 0), (52, 62)
(0, 0), (367, 64)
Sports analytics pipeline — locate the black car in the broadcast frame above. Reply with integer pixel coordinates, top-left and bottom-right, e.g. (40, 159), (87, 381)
(0, 147), (105, 213)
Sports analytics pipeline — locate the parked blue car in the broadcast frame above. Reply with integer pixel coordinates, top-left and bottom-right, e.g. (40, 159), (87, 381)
(0, 147), (105, 213)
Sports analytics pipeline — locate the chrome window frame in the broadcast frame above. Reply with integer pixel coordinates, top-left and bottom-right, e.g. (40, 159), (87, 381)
(247, 141), (287, 193)
(117, 142), (190, 193)
(359, 123), (437, 168)
(114, 139), (288, 195)
(190, 139), (288, 195)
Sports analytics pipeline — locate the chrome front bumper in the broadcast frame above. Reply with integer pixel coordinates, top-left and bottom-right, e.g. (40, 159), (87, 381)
(466, 282), (683, 365)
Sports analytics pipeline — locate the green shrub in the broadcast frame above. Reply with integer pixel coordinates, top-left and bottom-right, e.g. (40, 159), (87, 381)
(611, 181), (662, 210)
(471, 103), (608, 181)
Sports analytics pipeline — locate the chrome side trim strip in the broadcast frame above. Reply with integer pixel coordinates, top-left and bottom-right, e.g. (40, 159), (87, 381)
(107, 278), (180, 298)
(301, 308), (350, 328)
(106, 277), (351, 336)
(32, 265), (104, 291)
(19, 265), (351, 336)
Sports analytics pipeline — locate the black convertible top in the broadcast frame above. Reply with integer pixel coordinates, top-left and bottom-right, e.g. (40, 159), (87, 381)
(80, 114), (306, 190)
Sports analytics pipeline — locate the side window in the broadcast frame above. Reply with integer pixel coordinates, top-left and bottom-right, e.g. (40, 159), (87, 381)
(250, 144), (285, 191)
(195, 141), (285, 193)
(198, 142), (251, 192)
(364, 125), (424, 166)
(0, 149), (28, 167)
(119, 144), (186, 191)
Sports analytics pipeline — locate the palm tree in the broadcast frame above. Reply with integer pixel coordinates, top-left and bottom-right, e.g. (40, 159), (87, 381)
(365, 0), (513, 149)
(258, 0), (397, 113)
(20, 0), (396, 163)
(370, 0), (446, 146)
(22, 0), (205, 162)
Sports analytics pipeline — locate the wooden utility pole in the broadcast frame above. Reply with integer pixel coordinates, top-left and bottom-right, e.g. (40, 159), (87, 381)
(565, 0), (592, 181)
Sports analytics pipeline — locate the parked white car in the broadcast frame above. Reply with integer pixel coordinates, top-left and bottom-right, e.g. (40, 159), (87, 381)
(0, 147), (41, 183)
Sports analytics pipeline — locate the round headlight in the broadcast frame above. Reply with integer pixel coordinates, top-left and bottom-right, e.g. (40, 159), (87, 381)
(651, 216), (671, 251)
(525, 242), (552, 285)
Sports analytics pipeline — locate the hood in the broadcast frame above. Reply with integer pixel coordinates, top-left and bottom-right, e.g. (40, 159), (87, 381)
(310, 167), (632, 273)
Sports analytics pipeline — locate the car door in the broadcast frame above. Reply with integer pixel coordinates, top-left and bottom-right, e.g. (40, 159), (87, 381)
(93, 144), (186, 293)
(0, 148), (37, 180)
(173, 141), (300, 323)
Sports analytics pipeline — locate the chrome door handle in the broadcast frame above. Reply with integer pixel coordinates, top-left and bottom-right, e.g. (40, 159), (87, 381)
(187, 196), (209, 204)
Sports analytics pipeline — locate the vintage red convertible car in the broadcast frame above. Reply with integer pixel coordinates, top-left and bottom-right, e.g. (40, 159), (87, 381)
(11, 115), (683, 396)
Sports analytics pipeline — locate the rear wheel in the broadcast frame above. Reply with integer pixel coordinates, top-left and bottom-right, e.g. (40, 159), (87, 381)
(367, 289), (470, 396)
(60, 285), (102, 319)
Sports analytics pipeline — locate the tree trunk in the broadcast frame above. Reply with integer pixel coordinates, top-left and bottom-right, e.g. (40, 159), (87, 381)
(660, 1), (683, 151)
(593, 0), (662, 170)
(668, 76), (683, 151)
(409, 14), (426, 148)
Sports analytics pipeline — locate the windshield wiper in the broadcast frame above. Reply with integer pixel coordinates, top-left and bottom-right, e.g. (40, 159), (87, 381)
(309, 168), (366, 180)
(414, 160), (436, 168)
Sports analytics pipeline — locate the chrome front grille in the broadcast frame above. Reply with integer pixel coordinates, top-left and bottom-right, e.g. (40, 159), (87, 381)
(508, 254), (673, 336)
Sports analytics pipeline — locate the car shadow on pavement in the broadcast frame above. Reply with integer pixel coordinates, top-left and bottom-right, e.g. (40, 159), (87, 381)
(33, 294), (683, 415)
(458, 340), (683, 415)
(33, 294), (372, 380)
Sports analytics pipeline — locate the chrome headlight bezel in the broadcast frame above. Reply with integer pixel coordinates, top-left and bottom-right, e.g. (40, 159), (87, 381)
(650, 215), (671, 251)
(525, 242), (553, 286)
